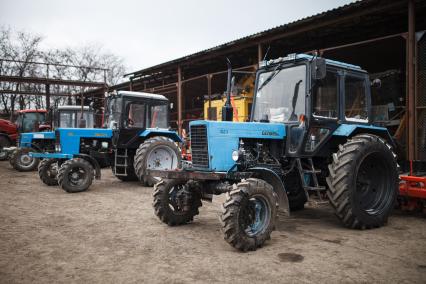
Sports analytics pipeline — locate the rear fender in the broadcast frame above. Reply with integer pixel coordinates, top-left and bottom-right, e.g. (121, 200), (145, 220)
(139, 129), (182, 143)
(249, 167), (290, 216)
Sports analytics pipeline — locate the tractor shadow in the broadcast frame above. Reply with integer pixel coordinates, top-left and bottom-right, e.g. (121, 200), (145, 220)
(275, 203), (343, 233)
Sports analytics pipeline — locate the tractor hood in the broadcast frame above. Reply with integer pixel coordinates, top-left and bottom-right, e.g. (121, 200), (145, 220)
(189, 120), (285, 172)
(19, 131), (55, 146)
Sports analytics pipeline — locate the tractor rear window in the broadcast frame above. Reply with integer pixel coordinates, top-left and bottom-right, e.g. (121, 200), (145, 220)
(345, 75), (368, 121)
(149, 104), (168, 128)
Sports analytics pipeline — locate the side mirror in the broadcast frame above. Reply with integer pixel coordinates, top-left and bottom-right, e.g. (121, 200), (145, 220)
(371, 78), (381, 88)
(312, 58), (326, 80)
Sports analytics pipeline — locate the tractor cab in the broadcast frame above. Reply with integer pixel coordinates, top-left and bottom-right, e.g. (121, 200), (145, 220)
(52, 106), (94, 128)
(15, 109), (50, 133)
(104, 91), (170, 148)
(252, 54), (373, 157)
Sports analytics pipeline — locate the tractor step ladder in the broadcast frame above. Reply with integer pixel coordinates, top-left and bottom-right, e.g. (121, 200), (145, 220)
(114, 148), (128, 176)
(296, 158), (325, 201)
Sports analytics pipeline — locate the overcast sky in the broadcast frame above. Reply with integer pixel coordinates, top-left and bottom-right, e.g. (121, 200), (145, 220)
(0, 0), (353, 72)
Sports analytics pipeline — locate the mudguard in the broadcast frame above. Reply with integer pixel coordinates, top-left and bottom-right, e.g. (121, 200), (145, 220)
(74, 154), (102, 179)
(249, 167), (290, 216)
(139, 129), (182, 143)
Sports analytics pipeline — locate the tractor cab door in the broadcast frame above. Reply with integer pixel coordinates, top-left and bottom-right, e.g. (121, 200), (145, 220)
(302, 68), (342, 155)
(112, 99), (147, 148)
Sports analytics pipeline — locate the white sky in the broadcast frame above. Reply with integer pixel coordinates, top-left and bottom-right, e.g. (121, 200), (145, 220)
(0, 0), (353, 72)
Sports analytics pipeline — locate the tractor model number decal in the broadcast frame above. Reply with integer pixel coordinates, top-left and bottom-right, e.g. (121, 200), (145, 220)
(219, 129), (228, 134)
(95, 133), (108, 137)
(262, 130), (279, 136)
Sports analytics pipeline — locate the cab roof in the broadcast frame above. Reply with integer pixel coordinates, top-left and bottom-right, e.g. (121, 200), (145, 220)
(260, 53), (366, 73)
(114, 91), (168, 101)
(57, 105), (91, 111)
(18, 109), (47, 114)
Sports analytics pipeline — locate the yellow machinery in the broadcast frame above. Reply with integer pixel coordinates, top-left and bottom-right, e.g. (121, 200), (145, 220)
(204, 75), (254, 122)
(204, 96), (253, 122)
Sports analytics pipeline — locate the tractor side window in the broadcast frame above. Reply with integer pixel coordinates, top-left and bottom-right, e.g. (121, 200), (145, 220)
(127, 103), (146, 128)
(312, 71), (338, 118)
(149, 104), (168, 128)
(345, 75), (368, 121)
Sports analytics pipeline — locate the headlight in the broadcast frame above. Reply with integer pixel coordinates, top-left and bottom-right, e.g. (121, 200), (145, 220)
(231, 150), (239, 162)
(55, 144), (61, 152)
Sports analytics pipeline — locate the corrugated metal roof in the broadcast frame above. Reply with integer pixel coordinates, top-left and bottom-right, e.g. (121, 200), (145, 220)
(126, 0), (374, 77)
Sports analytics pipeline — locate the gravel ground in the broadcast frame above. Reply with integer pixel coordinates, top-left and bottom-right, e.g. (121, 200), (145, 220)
(0, 160), (425, 283)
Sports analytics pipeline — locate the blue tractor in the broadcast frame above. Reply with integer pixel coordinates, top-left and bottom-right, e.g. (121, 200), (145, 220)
(9, 105), (95, 173)
(149, 54), (398, 251)
(31, 91), (182, 193)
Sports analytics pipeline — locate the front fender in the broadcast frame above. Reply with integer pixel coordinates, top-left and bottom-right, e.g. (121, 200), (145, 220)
(248, 167), (290, 216)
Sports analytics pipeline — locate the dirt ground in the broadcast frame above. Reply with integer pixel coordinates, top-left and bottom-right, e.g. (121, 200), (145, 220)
(0, 161), (425, 283)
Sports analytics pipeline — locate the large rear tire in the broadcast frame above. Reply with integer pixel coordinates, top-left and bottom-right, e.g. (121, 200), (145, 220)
(153, 179), (202, 226)
(134, 136), (181, 186)
(38, 159), (58, 186)
(220, 178), (278, 252)
(326, 134), (398, 229)
(57, 158), (94, 193)
(10, 148), (39, 171)
(0, 136), (11, 161)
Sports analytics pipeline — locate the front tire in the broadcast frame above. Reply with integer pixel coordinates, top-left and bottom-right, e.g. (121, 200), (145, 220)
(10, 148), (39, 171)
(220, 178), (278, 251)
(134, 136), (181, 186)
(57, 158), (94, 193)
(326, 134), (398, 229)
(38, 159), (59, 186)
(153, 179), (202, 226)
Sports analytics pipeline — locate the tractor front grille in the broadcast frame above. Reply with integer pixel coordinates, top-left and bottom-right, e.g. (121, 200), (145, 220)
(190, 125), (209, 168)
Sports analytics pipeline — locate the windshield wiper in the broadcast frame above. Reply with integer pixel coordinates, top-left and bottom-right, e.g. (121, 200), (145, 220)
(257, 63), (285, 93)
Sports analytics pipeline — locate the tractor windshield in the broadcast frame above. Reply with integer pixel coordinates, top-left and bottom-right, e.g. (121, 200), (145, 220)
(252, 64), (306, 123)
(19, 112), (46, 132)
(148, 103), (168, 128)
(104, 97), (122, 128)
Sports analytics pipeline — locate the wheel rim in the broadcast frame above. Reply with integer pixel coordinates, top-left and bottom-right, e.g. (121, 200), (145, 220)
(19, 153), (35, 168)
(240, 195), (271, 237)
(355, 152), (392, 215)
(67, 166), (88, 186)
(147, 145), (178, 170)
(167, 184), (187, 215)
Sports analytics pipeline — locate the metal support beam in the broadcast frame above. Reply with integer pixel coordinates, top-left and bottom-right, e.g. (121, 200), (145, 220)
(407, 0), (416, 160)
(177, 66), (183, 135)
(207, 74), (212, 119)
(257, 44), (263, 64)
(0, 75), (106, 87)
(45, 84), (50, 110)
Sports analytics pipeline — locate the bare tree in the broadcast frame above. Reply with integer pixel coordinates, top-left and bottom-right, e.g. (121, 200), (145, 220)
(0, 27), (127, 118)
(0, 26), (43, 119)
